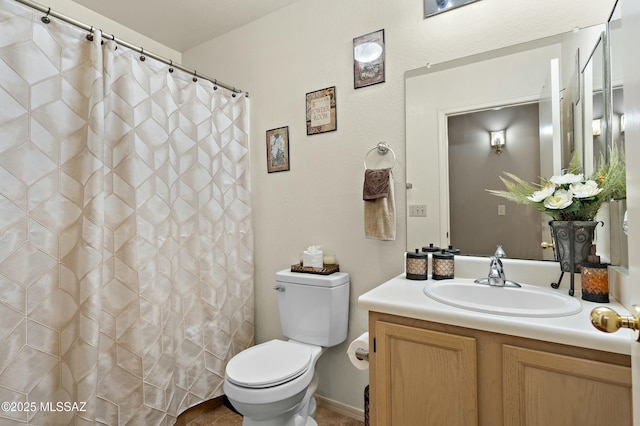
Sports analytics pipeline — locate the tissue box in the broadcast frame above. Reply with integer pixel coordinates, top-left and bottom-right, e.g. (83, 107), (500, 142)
(303, 251), (323, 268)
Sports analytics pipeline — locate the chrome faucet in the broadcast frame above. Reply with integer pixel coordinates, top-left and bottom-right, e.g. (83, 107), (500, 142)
(474, 247), (521, 288)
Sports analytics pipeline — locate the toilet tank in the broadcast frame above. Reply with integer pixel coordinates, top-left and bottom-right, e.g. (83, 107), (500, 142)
(275, 269), (350, 347)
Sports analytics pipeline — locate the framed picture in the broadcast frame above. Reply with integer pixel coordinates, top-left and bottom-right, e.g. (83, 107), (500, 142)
(306, 86), (337, 135)
(424, 0), (482, 18)
(266, 126), (290, 173)
(353, 29), (385, 89)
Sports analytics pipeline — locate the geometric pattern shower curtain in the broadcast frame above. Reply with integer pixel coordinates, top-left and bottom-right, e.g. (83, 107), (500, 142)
(0, 1), (254, 424)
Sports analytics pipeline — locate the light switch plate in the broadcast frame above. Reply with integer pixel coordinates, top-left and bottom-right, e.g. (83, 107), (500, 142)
(409, 204), (427, 217)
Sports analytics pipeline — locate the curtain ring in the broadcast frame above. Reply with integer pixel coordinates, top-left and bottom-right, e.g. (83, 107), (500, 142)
(86, 26), (94, 41)
(192, 70), (198, 82)
(213, 79), (218, 90)
(140, 48), (146, 61)
(41, 7), (51, 24)
(168, 59), (174, 73)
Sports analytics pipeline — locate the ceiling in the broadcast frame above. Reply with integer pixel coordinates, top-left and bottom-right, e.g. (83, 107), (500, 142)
(71, 0), (302, 52)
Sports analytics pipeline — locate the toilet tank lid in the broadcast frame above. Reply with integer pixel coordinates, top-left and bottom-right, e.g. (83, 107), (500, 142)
(276, 269), (349, 287)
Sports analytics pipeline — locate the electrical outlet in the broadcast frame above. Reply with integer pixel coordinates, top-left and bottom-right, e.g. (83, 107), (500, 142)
(409, 204), (427, 217)
(498, 204), (506, 216)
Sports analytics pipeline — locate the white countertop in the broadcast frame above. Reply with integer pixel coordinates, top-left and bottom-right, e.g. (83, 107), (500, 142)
(358, 273), (633, 355)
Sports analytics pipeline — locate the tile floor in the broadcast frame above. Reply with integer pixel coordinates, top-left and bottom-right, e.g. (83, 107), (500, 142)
(177, 397), (365, 426)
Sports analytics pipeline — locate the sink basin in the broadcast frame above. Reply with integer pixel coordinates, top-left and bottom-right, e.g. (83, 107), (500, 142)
(423, 280), (582, 317)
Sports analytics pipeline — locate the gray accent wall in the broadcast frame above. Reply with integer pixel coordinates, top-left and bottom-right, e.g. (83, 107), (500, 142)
(448, 103), (543, 259)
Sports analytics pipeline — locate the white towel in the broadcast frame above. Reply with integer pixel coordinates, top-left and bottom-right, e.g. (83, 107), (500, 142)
(364, 172), (396, 241)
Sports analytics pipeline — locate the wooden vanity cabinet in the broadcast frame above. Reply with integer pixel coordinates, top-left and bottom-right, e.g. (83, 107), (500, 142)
(368, 311), (632, 426)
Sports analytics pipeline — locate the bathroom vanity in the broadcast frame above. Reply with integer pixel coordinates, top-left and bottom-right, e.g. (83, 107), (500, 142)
(358, 274), (632, 426)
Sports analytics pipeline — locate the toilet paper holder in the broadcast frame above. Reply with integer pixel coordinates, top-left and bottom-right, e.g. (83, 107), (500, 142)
(355, 348), (369, 362)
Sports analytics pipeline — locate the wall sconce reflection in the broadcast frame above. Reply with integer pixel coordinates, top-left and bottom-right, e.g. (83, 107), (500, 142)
(592, 119), (602, 136)
(490, 130), (506, 155)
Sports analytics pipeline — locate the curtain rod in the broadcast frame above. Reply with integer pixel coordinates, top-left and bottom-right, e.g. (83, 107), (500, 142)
(12, 0), (248, 97)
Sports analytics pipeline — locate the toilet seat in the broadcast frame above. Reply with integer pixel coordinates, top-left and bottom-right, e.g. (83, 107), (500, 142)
(226, 340), (312, 388)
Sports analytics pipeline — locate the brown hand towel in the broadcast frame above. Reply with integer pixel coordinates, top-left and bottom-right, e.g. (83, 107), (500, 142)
(363, 168), (391, 200)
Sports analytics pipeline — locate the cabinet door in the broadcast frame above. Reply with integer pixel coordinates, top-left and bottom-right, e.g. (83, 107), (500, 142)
(503, 345), (632, 426)
(373, 321), (478, 426)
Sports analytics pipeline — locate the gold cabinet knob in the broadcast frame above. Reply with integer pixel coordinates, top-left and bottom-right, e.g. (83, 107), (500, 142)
(590, 305), (640, 341)
(540, 241), (555, 249)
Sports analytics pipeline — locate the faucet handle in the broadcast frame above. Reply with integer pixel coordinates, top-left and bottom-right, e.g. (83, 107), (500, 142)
(488, 256), (506, 286)
(494, 245), (506, 258)
(488, 256), (502, 272)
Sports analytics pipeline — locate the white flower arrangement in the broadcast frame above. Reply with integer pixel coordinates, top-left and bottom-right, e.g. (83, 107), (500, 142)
(488, 148), (625, 222)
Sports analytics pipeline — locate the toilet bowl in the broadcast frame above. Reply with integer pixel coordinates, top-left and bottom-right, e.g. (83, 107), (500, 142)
(224, 340), (323, 426)
(224, 269), (350, 426)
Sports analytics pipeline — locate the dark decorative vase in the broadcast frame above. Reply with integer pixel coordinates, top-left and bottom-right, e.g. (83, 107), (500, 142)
(549, 220), (602, 296)
(549, 220), (601, 273)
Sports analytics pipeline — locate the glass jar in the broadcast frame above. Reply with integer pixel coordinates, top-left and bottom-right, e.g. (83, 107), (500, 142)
(581, 262), (609, 303)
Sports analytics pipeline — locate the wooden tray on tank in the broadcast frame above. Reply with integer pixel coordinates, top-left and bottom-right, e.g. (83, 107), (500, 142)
(290, 263), (340, 275)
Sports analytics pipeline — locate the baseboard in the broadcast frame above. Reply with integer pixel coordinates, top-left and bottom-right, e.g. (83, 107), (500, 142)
(315, 394), (365, 422)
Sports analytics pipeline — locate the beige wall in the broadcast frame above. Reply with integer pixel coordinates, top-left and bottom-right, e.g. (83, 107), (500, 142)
(39, 0), (180, 60)
(181, 0), (615, 411)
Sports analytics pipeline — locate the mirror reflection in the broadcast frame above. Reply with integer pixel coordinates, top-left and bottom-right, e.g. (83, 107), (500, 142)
(609, 2), (624, 155)
(607, 0), (628, 268)
(448, 103), (544, 259)
(406, 20), (613, 261)
(582, 34), (605, 176)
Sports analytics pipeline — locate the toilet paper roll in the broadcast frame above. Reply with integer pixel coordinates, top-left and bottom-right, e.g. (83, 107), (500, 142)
(347, 332), (369, 370)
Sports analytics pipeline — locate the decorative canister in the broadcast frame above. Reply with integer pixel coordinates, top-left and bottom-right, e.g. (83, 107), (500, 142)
(581, 262), (609, 303)
(406, 249), (428, 280)
(432, 249), (454, 280)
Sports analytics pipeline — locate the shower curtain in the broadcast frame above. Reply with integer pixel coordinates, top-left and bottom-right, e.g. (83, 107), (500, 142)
(0, 1), (254, 424)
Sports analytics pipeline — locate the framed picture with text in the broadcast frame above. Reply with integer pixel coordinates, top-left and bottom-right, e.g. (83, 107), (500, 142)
(306, 86), (337, 135)
(266, 126), (290, 173)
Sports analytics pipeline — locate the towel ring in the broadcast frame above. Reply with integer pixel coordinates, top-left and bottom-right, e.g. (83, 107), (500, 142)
(364, 141), (396, 170)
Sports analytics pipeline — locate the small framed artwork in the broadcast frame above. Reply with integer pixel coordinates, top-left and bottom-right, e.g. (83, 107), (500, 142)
(353, 29), (385, 89)
(306, 86), (337, 135)
(266, 126), (290, 173)
(424, 0), (482, 18)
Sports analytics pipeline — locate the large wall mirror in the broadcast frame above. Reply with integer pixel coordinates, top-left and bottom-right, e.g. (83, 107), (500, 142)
(406, 2), (622, 263)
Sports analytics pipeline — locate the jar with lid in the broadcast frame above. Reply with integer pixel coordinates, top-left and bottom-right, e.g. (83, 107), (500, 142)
(581, 262), (609, 303)
(406, 249), (428, 280)
(432, 249), (454, 280)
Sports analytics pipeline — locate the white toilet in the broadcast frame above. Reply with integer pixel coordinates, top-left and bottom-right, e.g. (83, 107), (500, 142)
(224, 269), (350, 426)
